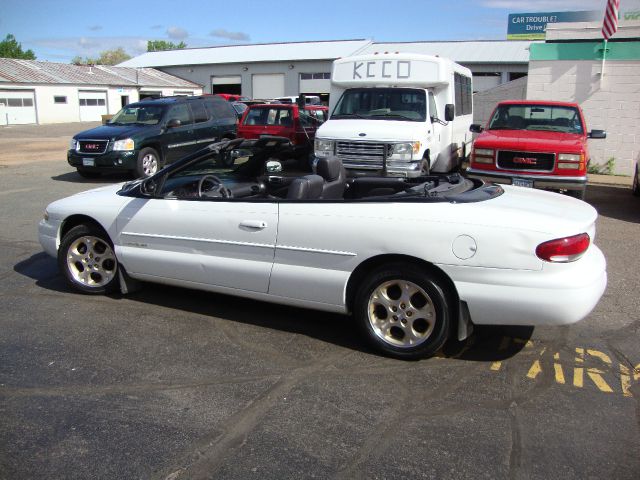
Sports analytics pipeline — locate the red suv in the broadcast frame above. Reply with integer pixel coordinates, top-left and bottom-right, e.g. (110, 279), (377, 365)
(467, 100), (606, 199)
(238, 103), (328, 164)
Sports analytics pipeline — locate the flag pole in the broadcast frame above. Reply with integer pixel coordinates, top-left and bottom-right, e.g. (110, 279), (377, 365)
(601, 39), (608, 78)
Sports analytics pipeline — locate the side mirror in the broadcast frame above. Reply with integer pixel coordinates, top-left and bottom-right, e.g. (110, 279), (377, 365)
(588, 129), (606, 139)
(470, 124), (484, 133)
(266, 160), (283, 173)
(444, 104), (455, 122)
(140, 178), (158, 196)
(166, 118), (181, 129)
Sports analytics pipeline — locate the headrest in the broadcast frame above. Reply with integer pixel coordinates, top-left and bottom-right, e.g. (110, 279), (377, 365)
(287, 175), (324, 200)
(316, 156), (343, 182)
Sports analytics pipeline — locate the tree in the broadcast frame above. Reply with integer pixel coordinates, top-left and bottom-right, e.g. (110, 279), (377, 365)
(147, 40), (187, 52)
(71, 48), (131, 66)
(97, 47), (131, 65)
(0, 34), (36, 60)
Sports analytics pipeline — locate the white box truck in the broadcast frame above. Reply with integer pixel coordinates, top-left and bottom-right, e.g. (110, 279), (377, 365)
(314, 53), (473, 176)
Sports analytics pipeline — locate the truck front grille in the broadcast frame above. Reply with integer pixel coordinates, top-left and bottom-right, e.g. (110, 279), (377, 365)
(78, 140), (109, 154)
(336, 141), (386, 165)
(497, 150), (555, 172)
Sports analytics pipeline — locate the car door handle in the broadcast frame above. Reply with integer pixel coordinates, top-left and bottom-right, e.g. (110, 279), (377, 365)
(240, 220), (268, 229)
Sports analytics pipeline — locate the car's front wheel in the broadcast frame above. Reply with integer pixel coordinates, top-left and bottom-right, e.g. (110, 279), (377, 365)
(58, 224), (119, 294)
(135, 147), (161, 178)
(354, 264), (451, 360)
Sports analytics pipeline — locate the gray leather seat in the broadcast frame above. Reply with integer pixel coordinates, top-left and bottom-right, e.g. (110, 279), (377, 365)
(315, 156), (346, 199)
(287, 175), (324, 200)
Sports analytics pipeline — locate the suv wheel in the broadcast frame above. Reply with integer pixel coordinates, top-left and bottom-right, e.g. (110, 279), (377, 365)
(136, 147), (161, 178)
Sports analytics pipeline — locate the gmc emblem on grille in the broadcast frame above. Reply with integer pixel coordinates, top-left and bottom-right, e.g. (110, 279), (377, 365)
(84, 143), (100, 150)
(513, 157), (538, 165)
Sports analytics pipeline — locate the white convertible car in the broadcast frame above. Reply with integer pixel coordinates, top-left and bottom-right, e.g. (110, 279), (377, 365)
(39, 137), (607, 359)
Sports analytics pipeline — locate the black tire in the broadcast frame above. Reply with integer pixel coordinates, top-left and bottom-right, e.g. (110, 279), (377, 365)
(420, 157), (430, 176)
(568, 189), (586, 200)
(135, 147), (161, 178)
(58, 224), (119, 294)
(633, 165), (640, 197)
(353, 263), (451, 360)
(76, 168), (101, 179)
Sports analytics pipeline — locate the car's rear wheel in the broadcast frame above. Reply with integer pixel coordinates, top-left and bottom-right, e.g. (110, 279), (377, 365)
(76, 168), (101, 179)
(58, 224), (119, 294)
(354, 264), (450, 359)
(135, 147), (160, 178)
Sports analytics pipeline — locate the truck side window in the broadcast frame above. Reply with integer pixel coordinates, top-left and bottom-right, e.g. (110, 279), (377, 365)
(428, 92), (438, 122)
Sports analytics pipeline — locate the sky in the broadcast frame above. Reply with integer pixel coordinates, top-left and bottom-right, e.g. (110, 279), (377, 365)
(2, 0), (640, 63)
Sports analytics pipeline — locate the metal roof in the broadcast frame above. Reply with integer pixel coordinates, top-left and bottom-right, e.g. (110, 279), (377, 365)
(0, 59), (201, 87)
(117, 39), (536, 69)
(360, 40), (538, 63)
(118, 39), (373, 68)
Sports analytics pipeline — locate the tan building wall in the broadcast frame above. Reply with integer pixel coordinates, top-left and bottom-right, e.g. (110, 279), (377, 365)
(472, 76), (528, 126)
(527, 60), (640, 176)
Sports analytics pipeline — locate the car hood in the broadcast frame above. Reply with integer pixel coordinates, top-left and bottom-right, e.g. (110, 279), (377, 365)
(474, 129), (586, 151)
(74, 124), (155, 140)
(317, 119), (426, 142)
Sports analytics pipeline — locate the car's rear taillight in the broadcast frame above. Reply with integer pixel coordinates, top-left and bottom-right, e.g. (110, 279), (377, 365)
(536, 233), (590, 263)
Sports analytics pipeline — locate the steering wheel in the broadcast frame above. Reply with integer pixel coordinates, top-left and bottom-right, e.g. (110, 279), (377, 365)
(197, 174), (232, 198)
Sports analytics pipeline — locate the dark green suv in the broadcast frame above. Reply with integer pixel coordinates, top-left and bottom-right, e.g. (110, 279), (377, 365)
(68, 95), (237, 178)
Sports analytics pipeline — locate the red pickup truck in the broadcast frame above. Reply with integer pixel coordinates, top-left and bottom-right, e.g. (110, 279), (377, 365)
(466, 100), (606, 199)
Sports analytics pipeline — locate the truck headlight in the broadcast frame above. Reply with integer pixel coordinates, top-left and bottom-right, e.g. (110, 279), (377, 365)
(113, 138), (135, 151)
(69, 138), (78, 151)
(314, 138), (334, 157)
(558, 153), (582, 162)
(391, 142), (421, 155)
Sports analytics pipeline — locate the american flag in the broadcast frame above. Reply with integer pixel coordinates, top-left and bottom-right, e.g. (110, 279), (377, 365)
(602, 0), (620, 40)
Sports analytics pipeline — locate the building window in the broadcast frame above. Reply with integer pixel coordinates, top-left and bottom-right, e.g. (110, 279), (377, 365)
(54, 96), (67, 104)
(300, 72), (330, 80)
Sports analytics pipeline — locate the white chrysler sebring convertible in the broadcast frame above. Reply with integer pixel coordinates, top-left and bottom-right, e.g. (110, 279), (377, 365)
(39, 137), (607, 359)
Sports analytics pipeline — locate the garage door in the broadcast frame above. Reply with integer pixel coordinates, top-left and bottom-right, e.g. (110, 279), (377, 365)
(79, 91), (107, 121)
(252, 74), (284, 100)
(299, 72), (331, 94)
(0, 90), (36, 125)
(212, 75), (242, 95)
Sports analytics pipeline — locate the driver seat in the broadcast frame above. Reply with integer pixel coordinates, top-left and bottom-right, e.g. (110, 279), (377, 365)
(315, 156), (347, 199)
(287, 175), (324, 200)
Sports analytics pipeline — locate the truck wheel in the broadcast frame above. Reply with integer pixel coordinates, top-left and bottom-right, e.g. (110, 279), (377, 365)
(135, 147), (161, 178)
(568, 189), (586, 200)
(420, 157), (430, 175)
(353, 263), (451, 360)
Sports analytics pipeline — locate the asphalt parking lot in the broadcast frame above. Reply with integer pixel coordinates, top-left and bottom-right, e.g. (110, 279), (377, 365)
(1, 124), (639, 479)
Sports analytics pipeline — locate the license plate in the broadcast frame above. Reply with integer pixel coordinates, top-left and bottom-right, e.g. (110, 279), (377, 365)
(512, 178), (533, 188)
(82, 158), (95, 166)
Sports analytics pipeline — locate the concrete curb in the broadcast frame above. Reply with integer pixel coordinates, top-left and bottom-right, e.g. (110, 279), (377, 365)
(588, 174), (633, 188)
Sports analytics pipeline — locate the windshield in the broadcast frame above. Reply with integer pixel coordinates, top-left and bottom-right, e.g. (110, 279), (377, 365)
(332, 88), (426, 122)
(488, 104), (584, 134)
(243, 107), (294, 126)
(109, 105), (165, 125)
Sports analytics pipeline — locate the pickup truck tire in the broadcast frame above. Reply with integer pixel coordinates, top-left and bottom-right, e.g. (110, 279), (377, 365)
(135, 147), (161, 178)
(568, 189), (586, 200)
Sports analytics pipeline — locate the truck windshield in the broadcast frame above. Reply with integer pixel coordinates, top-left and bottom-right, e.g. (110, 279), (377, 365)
(109, 105), (165, 125)
(332, 88), (426, 122)
(488, 104), (584, 134)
